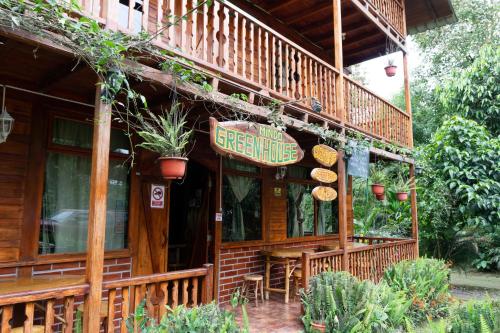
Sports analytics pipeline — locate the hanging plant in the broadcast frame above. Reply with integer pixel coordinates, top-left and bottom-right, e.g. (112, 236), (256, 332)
(370, 164), (386, 196)
(135, 103), (193, 179)
(393, 176), (413, 202)
(384, 59), (397, 77)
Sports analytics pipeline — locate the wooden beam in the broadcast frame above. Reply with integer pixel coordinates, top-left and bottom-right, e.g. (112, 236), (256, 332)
(38, 61), (86, 93)
(83, 82), (112, 333)
(287, 2), (332, 24)
(268, 0), (302, 13)
(333, 0), (344, 121)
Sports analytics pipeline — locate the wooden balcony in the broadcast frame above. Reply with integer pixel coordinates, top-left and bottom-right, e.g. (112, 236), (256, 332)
(68, 0), (412, 148)
(0, 264), (213, 332)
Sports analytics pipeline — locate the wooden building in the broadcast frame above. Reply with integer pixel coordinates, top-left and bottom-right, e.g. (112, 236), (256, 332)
(0, 0), (455, 331)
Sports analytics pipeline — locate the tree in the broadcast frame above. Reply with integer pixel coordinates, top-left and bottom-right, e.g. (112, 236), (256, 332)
(439, 45), (500, 136)
(418, 116), (500, 270)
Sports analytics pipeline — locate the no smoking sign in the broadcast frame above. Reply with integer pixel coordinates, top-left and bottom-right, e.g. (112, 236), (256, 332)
(150, 184), (165, 209)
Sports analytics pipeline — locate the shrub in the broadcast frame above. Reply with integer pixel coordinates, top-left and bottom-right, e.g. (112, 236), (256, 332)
(301, 271), (410, 333)
(382, 258), (454, 323)
(127, 300), (244, 333)
(446, 298), (500, 333)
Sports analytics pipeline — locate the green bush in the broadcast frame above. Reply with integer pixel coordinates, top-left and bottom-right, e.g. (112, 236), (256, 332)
(447, 298), (500, 333)
(382, 258), (454, 323)
(126, 301), (244, 333)
(301, 271), (410, 333)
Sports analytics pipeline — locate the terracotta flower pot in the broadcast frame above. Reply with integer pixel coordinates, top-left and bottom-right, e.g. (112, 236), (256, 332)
(311, 321), (326, 332)
(158, 157), (188, 179)
(371, 184), (385, 195)
(376, 193), (385, 201)
(384, 65), (397, 77)
(396, 192), (409, 201)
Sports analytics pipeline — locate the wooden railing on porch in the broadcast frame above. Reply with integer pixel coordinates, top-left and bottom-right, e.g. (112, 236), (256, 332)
(345, 76), (411, 147)
(365, 0), (406, 37)
(0, 264), (213, 332)
(68, 0), (414, 147)
(302, 238), (417, 289)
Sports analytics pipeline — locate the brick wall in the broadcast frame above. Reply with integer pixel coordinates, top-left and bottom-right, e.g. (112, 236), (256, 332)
(218, 238), (338, 304)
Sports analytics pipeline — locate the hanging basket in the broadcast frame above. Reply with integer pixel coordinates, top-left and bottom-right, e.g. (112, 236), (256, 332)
(396, 192), (409, 201)
(158, 157), (188, 179)
(384, 65), (397, 77)
(371, 184), (385, 195)
(375, 193), (385, 201)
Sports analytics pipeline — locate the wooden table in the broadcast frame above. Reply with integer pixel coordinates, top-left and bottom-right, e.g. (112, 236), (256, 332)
(260, 248), (315, 303)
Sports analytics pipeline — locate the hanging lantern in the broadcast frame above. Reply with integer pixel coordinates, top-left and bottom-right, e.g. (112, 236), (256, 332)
(0, 87), (14, 144)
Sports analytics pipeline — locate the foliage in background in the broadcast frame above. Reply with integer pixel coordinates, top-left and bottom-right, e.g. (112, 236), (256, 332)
(301, 271), (410, 333)
(426, 298), (500, 333)
(382, 258), (453, 324)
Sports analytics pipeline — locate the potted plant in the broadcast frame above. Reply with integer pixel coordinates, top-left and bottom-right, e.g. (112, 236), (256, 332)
(384, 59), (397, 77)
(375, 193), (385, 201)
(136, 103), (193, 179)
(370, 166), (386, 196)
(394, 177), (413, 201)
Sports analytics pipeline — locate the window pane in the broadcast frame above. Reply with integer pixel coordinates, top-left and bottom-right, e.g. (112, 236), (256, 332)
(317, 200), (339, 235)
(39, 152), (129, 254)
(52, 118), (92, 149)
(222, 175), (261, 242)
(52, 118), (130, 155)
(287, 183), (314, 237)
(223, 158), (259, 174)
(287, 165), (310, 179)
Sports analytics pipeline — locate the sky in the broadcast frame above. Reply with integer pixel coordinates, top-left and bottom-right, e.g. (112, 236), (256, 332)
(353, 38), (422, 100)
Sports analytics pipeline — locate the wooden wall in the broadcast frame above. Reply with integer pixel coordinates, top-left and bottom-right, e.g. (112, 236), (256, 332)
(0, 97), (32, 262)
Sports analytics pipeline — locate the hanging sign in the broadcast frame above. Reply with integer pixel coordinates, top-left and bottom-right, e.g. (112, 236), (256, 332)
(150, 184), (165, 209)
(312, 144), (338, 167)
(311, 168), (338, 184)
(347, 141), (370, 178)
(209, 117), (304, 167)
(312, 186), (337, 202)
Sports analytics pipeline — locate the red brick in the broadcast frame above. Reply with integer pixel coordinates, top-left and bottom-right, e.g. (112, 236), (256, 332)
(51, 262), (80, 270)
(107, 264), (131, 272)
(0, 267), (17, 275)
(33, 264), (52, 272)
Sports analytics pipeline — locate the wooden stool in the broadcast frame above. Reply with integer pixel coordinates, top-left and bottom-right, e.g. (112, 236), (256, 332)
(12, 326), (44, 333)
(241, 274), (264, 306)
(293, 269), (302, 300)
(77, 300), (109, 330)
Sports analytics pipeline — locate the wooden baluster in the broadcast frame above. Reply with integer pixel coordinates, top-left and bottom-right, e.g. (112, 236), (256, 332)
(127, 0), (134, 31)
(206, 1), (215, 64)
(172, 280), (179, 308)
(165, 0), (176, 46)
(195, 1), (206, 59)
(107, 289), (116, 333)
(295, 51), (302, 100)
(218, 3), (230, 69)
(185, 0), (195, 55)
(45, 299), (55, 333)
(257, 26), (262, 85)
(1, 305), (13, 333)
(23, 302), (34, 333)
(263, 31), (269, 88)
(121, 287), (130, 333)
(155, 0), (163, 43)
(248, 22), (255, 81)
(142, 0), (150, 32)
(271, 35), (276, 91)
(182, 279), (189, 306)
(227, 9), (236, 72)
(145, 284), (156, 323)
(159, 282), (169, 318)
(174, 0), (183, 48)
(241, 17), (247, 78)
(277, 39), (283, 94)
(63, 296), (74, 333)
(284, 43), (290, 96)
(191, 278), (198, 306)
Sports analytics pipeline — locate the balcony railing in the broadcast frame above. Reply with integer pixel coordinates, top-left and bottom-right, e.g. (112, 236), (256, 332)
(365, 0), (406, 37)
(301, 238), (417, 288)
(0, 264), (213, 332)
(72, 0), (411, 148)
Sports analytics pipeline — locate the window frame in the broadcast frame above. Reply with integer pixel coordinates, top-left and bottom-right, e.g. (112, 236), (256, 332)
(37, 113), (132, 257)
(221, 161), (264, 245)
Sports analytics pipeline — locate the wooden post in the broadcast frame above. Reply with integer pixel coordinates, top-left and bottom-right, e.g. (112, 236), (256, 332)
(213, 156), (222, 302)
(337, 151), (349, 271)
(83, 83), (112, 333)
(403, 53), (413, 148)
(202, 263), (214, 303)
(333, 0), (344, 121)
(409, 164), (419, 257)
(301, 252), (311, 292)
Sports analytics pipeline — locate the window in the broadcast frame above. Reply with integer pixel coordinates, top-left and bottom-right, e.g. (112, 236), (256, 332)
(287, 166), (338, 238)
(222, 159), (262, 242)
(39, 118), (130, 254)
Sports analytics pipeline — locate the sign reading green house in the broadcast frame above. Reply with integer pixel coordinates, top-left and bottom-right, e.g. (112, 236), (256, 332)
(209, 117), (304, 167)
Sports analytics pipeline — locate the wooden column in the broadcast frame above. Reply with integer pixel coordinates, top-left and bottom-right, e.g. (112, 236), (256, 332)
(337, 151), (349, 271)
(333, 0), (344, 121)
(213, 156), (222, 302)
(409, 164), (419, 257)
(83, 83), (112, 332)
(403, 53), (413, 148)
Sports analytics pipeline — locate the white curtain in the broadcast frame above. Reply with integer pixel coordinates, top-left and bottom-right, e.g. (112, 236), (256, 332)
(226, 175), (253, 241)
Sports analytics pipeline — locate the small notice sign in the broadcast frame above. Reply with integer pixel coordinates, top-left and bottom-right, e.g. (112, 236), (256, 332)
(215, 212), (223, 222)
(150, 184), (165, 209)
